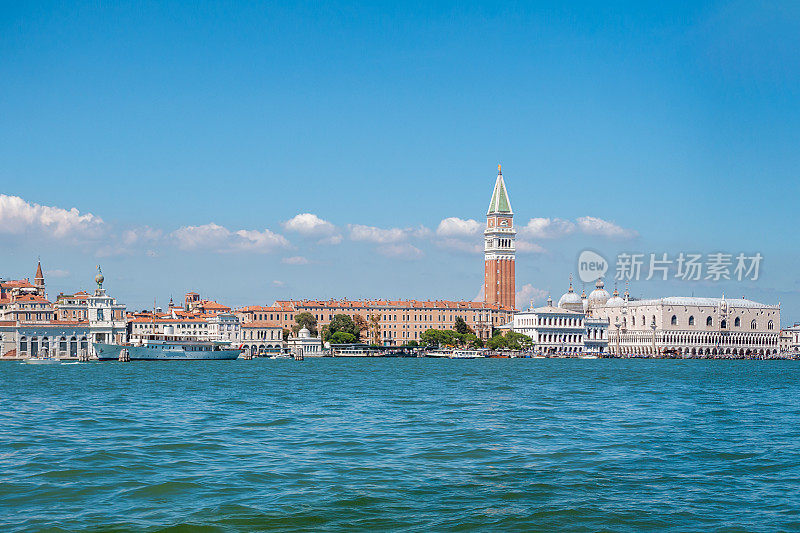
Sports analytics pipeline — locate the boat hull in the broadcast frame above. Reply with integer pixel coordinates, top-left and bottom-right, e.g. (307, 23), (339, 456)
(94, 343), (241, 361)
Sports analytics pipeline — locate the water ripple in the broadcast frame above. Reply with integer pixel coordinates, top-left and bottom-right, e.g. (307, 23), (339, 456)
(1, 359), (799, 531)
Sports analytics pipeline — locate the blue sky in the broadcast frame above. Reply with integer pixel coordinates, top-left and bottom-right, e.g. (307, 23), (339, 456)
(1, 2), (799, 322)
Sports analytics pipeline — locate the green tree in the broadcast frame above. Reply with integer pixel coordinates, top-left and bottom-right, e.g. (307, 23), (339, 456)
(292, 312), (318, 336)
(487, 334), (507, 351)
(329, 331), (357, 344)
(282, 328), (291, 341)
(505, 331), (533, 350)
(454, 316), (474, 335)
(421, 328), (465, 348)
(323, 314), (359, 342)
(463, 333), (483, 348)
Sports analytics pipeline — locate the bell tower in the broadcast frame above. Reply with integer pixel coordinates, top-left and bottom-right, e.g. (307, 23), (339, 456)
(484, 164), (516, 309)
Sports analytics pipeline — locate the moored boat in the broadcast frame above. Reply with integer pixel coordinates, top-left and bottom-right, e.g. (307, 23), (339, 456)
(94, 334), (241, 361)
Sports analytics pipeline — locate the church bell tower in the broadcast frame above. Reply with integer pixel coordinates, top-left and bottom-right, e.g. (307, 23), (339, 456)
(484, 165), (516, 309)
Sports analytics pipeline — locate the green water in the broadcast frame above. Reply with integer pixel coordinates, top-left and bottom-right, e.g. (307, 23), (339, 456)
(1, 358), (799, 531)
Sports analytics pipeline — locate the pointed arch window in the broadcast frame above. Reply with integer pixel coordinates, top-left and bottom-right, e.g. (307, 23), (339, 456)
(688, 316), (695, 326)
(734, 317), (740, 327)
(671, 315), (677, 326)
(706, 316), (713, 327)
(750, 320), (757, 330)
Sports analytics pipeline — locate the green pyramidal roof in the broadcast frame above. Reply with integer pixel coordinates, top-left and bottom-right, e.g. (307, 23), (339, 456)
(487, 172), (513, 215)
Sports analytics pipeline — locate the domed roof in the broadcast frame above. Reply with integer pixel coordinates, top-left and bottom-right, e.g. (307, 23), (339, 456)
(298, 326), (311, 338)
(605, 286), (624, 306)
(558, 277), (584, 312)
(588, 278), (611, 306)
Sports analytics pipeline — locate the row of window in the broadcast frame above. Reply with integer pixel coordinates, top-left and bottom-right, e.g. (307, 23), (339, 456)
(667, 315), (773, 330)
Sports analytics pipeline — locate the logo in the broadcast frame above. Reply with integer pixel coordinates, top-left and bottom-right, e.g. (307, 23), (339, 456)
(578, 250), (608, 283)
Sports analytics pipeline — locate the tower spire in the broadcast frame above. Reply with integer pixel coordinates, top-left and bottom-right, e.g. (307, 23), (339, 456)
(34, 259), (45, 294)
(484, 165), (516, 309)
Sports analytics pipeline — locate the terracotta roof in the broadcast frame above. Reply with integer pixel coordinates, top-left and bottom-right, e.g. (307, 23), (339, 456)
(14, 295), (51, 303)
(1, 279), (35, 288)
(2, 349), (17, 358)
(274, 299), (512, 311)
(130, 317), (206, 323)
(236, 305), (286, 313)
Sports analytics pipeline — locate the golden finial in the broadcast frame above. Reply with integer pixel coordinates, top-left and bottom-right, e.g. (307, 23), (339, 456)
(497, 163), (502, 174)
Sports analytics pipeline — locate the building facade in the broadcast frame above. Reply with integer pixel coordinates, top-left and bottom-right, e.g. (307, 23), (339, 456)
(782, 325), (800, 353)
(505, 294), (609, 355)
(593, 296), (781, 357)
(0, 264), (126, 358)
(240, 321), (285, 356)
(484, 165), (516, 309)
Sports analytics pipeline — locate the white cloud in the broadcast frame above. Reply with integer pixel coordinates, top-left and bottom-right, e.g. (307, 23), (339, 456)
(520, 216), (637, 240)
(273, 280), (284, 286)
(0, 194), (104, 238)
(46, 269), (70, 278)
(349, 224), (409, 244)
(516, 284), (549, 309)
(171, 223), (289, 253)
(516, 240), (546, 254)
(377, 243), (424, 260)
(520, 217), (576, 239)
(122, 226), (163, 246)
(282, 255), (309, 265)
(436, 217), (482, 237)
(283, 213), (337, 236)
(576, 216), (638, 239)
(473, 284), (485, 302)
(437, 238), (482, 254)
(318, 234), (343, 245)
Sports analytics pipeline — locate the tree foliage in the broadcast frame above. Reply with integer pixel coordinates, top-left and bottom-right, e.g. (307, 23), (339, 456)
(454, 316), (474, 335)
(487, 331), (533, 350)
(419, 329), (484, 348)
(292, 312), (318, 336)
(329, 331), (357, 344)
(322, 314), (360, 343)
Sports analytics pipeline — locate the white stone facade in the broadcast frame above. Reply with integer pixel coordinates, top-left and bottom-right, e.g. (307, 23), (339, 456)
(593, 296), (781, 357)
(506, 300), (609, 355)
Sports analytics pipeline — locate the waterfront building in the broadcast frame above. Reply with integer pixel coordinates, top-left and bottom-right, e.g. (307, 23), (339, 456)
(484, 165), (516, 309)
(0, 264), (126, 358)
(206, 312), (242, 345)
(782, 324), (800, 353)
(287, 327), (323, 357)
(236, 299), (514, 346)
(504, 291), (609, 355)
(184, 291), (231, 315)
(593, 295), (781, 357)
(241, 322), (285, 356)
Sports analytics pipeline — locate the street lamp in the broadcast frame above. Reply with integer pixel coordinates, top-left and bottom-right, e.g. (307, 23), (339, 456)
(650, 316), (657, 358)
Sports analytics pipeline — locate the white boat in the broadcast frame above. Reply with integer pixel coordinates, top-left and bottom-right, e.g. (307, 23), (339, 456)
(333, 347), (378, 357)
(269, 354), (293, 360)
(425, 349), (452, 358)
(23, 357), (61, 365)
(450, 349), (485, 359)
(94, 334), (241, 361)
(580, 354), (599, 359)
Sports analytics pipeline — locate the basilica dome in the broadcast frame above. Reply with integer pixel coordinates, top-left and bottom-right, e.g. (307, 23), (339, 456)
(558, 280), (584, 312)
(588, 278), (611, 307)
(605, 287), (624, 307)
